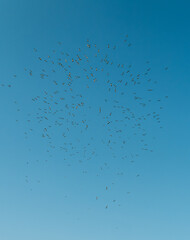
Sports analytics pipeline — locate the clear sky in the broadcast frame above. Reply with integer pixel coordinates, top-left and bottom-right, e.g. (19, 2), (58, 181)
(0, 0), (190, 240)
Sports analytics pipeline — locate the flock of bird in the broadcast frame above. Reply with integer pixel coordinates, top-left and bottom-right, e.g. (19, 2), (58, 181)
(3, 35), (168, 209)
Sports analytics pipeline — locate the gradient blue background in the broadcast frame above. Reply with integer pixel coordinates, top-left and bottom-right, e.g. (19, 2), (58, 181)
(0, 0), (190, 239)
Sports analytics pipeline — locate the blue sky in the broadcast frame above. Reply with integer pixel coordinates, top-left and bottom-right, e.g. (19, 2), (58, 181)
(0, 0), (190, 240)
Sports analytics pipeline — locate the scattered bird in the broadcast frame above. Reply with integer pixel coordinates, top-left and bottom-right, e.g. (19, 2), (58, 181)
(3, 35), (169, 209)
